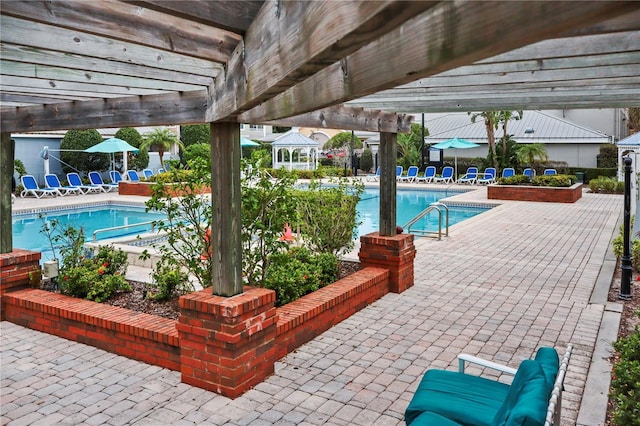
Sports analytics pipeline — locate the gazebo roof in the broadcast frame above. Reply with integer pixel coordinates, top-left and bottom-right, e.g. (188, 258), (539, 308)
(271, 129), (319, 148)
(616, 132), (640, 146)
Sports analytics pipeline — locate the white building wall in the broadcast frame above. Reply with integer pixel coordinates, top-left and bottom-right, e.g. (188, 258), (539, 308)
(544, 108), (628, 141)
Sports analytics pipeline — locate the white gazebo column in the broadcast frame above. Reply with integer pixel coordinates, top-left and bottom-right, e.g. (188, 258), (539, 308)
(288, 147), (294, 171)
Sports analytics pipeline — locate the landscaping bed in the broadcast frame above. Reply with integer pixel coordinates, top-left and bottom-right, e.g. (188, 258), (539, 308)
(488, 182), (583, 203)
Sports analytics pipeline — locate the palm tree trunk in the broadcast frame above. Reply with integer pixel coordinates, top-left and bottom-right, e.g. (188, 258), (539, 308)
(485, 119), (498, 169)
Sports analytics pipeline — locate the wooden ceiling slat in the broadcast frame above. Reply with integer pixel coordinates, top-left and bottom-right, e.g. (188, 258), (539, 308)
(238, 1), (640, 124)
(0, 90), (209, 133)
(0, 0), (241, 62)
(1, 76), (167, 97)
(126, 0), (264, 34)
(1, 15), (223, 77)
(0, 44), (216, 86)
(206, 0), (439, 122)
(1, 61), (205, 92)
(262, 106), (413, 133)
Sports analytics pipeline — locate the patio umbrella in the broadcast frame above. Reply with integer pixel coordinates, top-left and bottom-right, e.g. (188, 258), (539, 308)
(84, 137), (139, 171)
(241, 137), (259, 147)
(431, 137), (480, 179)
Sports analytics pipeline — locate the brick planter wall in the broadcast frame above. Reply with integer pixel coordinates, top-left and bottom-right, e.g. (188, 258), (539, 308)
(275, 267), (389, 359)
(1, 265), (396, 397)
(3, 289), (181, 370)
(118, 181), (211, 197)
(0, 249), (41, 320)
(359, 232), (416, 293)
(487, 183), (583, 203)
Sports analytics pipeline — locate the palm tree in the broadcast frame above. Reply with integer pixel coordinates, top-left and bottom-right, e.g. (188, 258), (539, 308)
(517, 143), (548, 178)
(470, 111), (500, 169)
(498, 110), (523, 167)
(140, 128), (184, 170)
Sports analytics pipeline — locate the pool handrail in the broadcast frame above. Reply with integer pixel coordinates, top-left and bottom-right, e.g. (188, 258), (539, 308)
(403, 202), (449, 240)
(92, 220), (156, 241)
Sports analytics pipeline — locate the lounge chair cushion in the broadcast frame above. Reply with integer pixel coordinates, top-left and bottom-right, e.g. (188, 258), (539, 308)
(404, 368), (510, 425)
(410, 411), (465, 425)
(534, 347), (560, 387)
(492, 360), (549, 426)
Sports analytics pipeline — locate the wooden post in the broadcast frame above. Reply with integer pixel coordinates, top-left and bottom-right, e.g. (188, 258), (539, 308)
(1, 133), (14, 253)
(379, 132), (397, 236)
(209, 122), (243, 296)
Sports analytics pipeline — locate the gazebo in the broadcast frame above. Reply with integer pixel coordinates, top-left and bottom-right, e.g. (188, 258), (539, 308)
(271, 128), (319, 170)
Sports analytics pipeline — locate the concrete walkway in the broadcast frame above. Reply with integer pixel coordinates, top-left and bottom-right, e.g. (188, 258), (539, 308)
(2, 185), (623, 425)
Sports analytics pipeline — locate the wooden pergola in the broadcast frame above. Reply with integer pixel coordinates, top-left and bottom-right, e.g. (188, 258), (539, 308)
(1, 1), (639, 297)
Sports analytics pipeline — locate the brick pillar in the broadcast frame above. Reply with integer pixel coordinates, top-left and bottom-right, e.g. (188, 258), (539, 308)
(1, 249), (41, 320)
(177, 286), (279, 398)
(358, 232), (416, 293)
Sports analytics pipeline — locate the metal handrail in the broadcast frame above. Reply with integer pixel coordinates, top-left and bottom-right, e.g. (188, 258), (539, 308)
(92, 220), (156, 242)
(403, 202), (449, 240)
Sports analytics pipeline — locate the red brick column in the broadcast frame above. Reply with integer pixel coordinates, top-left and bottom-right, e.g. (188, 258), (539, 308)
(1, 249), (41, 320)
(177, 286), (279, 398)
(358, 232), (416, 293)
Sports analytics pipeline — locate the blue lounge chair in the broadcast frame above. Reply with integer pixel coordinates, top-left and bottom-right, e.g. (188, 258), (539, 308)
(477, 167), (497, 184)
(45, 174), (82, 196)
(433, 166), (454, 184)
(110, 170), (124, 184)
(157, 168), (165, 174)
(67, 172), (102, 194)
(501, 168), (515, 178)
(395, 166), (404, 181)
(457, 167), (478, 184)
(366, 166), (380, 182)
(523, 168), (536, 179)
(89, 171), (118, 192)
(20, 175), (60, 198)
(544, 168), (557, 175)
(399, 166), (419, 182)
(126, 170), (140, 182)
(416, 166), (436, 183)
(142, 169), (154, 179)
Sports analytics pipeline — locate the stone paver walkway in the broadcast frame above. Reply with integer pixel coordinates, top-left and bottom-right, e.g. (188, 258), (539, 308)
(2, 186), (623, 425)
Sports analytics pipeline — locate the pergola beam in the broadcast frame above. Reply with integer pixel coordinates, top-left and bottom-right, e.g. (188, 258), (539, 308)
(238, 1), (639, 124)
(0, 0), (240, 63)
(206, 0), (438, 122)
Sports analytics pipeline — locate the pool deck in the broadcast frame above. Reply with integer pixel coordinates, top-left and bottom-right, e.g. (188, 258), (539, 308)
(2, 181), (624, 425)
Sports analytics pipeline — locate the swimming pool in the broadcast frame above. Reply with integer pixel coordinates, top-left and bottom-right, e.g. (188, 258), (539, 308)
(12, 205), (165, 261)
(355, 187), (490, 237)
(12, 189), (491, 261)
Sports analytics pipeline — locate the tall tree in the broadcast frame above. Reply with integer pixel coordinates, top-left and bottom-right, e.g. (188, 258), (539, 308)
(517, 143), (548, 178)
(140, 128), (183, 170)
(497, 110), (523, 167)
(628, 107), (640, 134)
(470, 111), (500, 169)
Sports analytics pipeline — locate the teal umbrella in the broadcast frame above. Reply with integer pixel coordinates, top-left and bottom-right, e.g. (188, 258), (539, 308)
(431, 138), (480, 179)
(85, 137), (139, 171)
(241, 137), (259, 147)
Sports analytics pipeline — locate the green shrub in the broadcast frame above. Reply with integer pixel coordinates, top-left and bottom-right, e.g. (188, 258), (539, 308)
(599, 144), (618, 168)
(498, 175), (531, 185)
(293, 179), (363, 255)
(589, 176), (624, 193)
(150, 264), (189, 301)
(360, 149), (373, 173)
(183, 143), (211, 169)
(263, 247), (339, 306)
(610, 310), (640, 426)
(532, 174), (574, 187)
(115, 127), (148, 170)
(60, 129), (109, 173)
(14, 159), (27, 177)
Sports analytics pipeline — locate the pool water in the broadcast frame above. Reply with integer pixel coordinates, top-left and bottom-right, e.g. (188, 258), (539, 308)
(12, 205), (165, 261)
(356, 188), (489, 237)
(12, 189), (490, 261)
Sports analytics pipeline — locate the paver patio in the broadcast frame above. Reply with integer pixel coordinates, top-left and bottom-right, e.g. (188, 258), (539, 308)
(2, 185), (623, 425)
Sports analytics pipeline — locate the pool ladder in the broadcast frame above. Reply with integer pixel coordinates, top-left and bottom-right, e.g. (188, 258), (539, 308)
(403, 202), (449, 240)
(92, 220), (156, 242)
